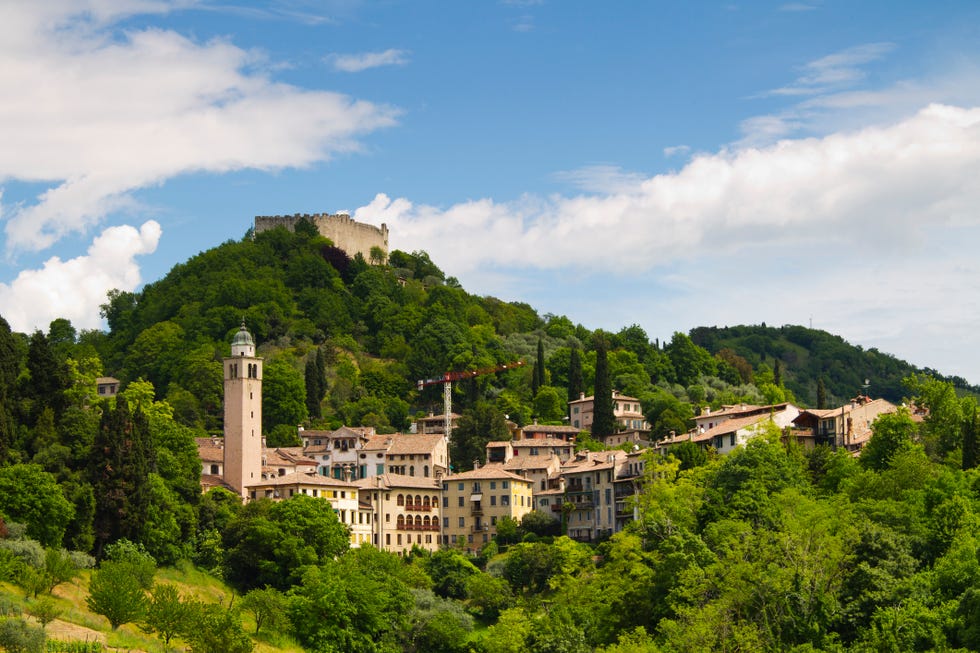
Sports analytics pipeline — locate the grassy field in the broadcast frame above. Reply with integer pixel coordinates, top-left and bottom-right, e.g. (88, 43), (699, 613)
(0, 564), (306, 653)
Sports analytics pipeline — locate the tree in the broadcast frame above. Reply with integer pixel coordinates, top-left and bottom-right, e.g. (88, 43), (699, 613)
(533, 386), (566, 422)
(817, 377), (828, 409)
(0, 618), (45, 653)
(591, 334), (616, 437)
(141, 583), (191, 646)
(304, 356), (322, 419)
(90, 400), (154, 557)
(568, 345), (584, 403)
(26, 596), (63, 629)
(536, 338), (546, 390)
(262, 357), (308, 433)
(241, 586), (288, 635)
(86, 560), (149, 629)
(424, 549), (480, 600)
(963, 403), (979, 471)
(183, 600), (254, 653)
(861, 409), (917, 471)
(0, 465), (74, 548)
(402, 588), (474, 653)
(451, 402), (510, 472)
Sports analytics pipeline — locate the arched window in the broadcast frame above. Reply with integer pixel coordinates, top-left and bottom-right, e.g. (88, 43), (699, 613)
(422, 495), (430, 508)
(397, 515), (405, 529)
(210, 464), (219, 474)
(397, 494), (404, 506)
(423, 465), (430, 477)
(415, 515), (423, 527)
(409, 465), (415, 476)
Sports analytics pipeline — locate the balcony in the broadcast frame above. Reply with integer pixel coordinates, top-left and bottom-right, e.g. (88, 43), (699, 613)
(550, 503), (563, 513)
(405, 503), (433, 512)
(570, 499), (594, 510)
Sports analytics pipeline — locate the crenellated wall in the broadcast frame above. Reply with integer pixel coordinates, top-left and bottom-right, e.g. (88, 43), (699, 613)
(254, 213), (389, 262)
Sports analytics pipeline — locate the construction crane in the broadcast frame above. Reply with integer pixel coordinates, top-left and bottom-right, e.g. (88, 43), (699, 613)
(417, 360), (525, 469)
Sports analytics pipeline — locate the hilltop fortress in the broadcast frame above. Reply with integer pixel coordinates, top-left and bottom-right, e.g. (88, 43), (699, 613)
(254, 213), (389, 262)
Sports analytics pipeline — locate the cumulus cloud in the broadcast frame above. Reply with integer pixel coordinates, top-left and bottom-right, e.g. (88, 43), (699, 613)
(0, 221), (161, 332)
(0, 2), (399, 252)
(327, 49), (410, 72)
(369, 103), (980, 274)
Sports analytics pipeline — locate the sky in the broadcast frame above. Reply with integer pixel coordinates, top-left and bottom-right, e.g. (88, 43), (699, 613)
(3, 1), (980, 386)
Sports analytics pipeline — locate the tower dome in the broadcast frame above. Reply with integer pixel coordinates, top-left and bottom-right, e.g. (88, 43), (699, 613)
(231, 321), (255, 357)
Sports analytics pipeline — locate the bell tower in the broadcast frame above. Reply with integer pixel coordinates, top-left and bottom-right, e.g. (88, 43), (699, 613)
(223, 322), (263, 498)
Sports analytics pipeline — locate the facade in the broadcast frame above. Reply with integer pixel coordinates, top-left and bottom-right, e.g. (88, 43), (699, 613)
(517, 423), (581, 443)
(509, 437), (575, 463)
(355, 473), (442, 555)
(568, 391), (650, 433)
(223, 323), (264, 498)
(383, 433), (449, 478)
(561, 451), (628, 542)
(96, 377), (120, 398)
(441, 464), (534, 553)
(659, 403), (802, 455)
(246, 472), (371, 547)
(254, 213), (388, 263)
(414, 412), (461, 435)
(790, 397), (897, 452)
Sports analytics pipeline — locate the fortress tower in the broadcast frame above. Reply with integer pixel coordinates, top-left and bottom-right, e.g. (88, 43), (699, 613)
(223, 322), (263, 498)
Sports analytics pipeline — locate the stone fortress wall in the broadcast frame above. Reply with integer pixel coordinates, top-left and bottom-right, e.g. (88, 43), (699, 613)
(254, 213), (389, 262)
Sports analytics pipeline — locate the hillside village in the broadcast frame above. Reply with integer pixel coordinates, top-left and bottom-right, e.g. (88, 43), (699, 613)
(3, 213), (979, 653)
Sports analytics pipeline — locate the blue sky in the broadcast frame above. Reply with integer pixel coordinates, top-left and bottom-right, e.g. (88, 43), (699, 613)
(3, 1), (980, 385)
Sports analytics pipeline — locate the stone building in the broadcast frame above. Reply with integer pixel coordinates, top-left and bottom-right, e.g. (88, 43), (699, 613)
(254, 212), (388, 262)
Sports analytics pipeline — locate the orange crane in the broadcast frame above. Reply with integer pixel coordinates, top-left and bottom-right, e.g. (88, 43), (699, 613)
(417, 360), (525, 468)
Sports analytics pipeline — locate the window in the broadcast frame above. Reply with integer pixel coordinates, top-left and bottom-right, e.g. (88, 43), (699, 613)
(397, 494), (405, 506)
(501, 496), (510, 506)
(458, 482), (464, 491)
(490, 495), (496, 506)
(573, 406), (579, 414)
(491, 516), (497, 525)
(502, 481), (509, 489)
(443, 496), (448, 508)
(458, 496), (464, 507)
(443, 517), (449, 528)
(458, 517), (465, 527)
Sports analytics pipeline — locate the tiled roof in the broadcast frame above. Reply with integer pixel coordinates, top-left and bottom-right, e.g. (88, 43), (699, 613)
(511, 438), (573, 449)
(445, 464), (532, 483)
(353, 473), (442, 491)
(196, 438), (224, 463)
(503, 455), (557, 471)
(486, 441), (512, 448)
(562, 450), (626, 473)
(416, 413), (461, 423)
(246, 471), (357, 489)
(386, 433), (446, 455)
(521, 424), (582, 434)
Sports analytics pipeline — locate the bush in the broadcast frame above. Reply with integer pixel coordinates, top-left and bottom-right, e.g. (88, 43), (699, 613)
(0, 617), (46, 653)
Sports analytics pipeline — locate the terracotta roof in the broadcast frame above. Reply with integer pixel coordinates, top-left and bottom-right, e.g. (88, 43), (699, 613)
(511, 438), (573, 449)
(562, 450), (626, 473)
(445, 464), (532, 483)
(521, 424), (582, 434)
(196, 438), (224, 463)
(536, 487), (565, 496)
(200, 474), (235, 492)
(503, 455), (558, 471)
(353, 473), (442, 491)
(386, 433), (446, 456)
(416, 413), (461, 423)
(246, 472), (358, 489)
(486, 441), (512, 448)
(694, 404), (763, 421)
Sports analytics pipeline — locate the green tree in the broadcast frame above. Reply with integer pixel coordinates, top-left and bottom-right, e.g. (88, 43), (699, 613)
(568, 345), (584, 403)
(304, 356), (322, 419)
(451, 402), (509, 472)
(25, 596), (62, 629)
(402, 588), (474, 653)
(90, 400), (154, 557)
(86, 560), (149, 629)
(533, 386), (566, 422)
(591, 334), (616, 437)
(963, 402), (979, 470)
(0, 618), (45, 653)
(0, 465), (74, 548)
(817, 377), (828, 409)
(141, 583), (191, 646)
(861, 409), (917, 472)
(424, 549), (480, 600)
(262, 357), (308, 433)
(184, 600), (254, 653)
(241, 586), (288, 635)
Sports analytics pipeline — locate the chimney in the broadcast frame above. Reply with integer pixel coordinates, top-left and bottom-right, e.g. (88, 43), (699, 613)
(473, 459), (480, 470)
(580, 392), (585, 400)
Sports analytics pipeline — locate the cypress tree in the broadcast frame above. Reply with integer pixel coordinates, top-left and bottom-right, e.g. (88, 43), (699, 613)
(315, 347), (327, 401)
(304, 358), (322, 419)
(774, 359), (782, 387)
(530, 364), (540, 398)
(536, 338), (546, 388)
(591, 334), (615, 437)
(568, 346), (583, 403)
(817, 378), (827, 409)
(91, 400), (154, 558)
(963, 404), (978, 471)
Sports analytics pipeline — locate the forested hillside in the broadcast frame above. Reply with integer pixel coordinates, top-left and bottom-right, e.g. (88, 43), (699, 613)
(5, 222), (980, 651)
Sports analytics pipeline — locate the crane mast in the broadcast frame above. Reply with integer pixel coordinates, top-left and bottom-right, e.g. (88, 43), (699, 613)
(417, 360), (525, 470)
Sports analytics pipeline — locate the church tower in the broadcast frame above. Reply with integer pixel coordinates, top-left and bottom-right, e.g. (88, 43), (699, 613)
(223, 322), (263, 498)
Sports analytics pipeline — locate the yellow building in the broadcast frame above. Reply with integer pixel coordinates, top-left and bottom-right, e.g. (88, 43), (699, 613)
(355, 473), (442, 555)
(246, 472), (372, 547)
(441, 464), (533, 553)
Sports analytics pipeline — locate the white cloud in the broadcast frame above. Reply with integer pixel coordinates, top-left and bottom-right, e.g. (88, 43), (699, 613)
(663, 145), (691, 157)
(769, 43), (895, 97)
(327, 48), (410, 72)
(0, 221), (161, 332)
(0, 2), (399, 252)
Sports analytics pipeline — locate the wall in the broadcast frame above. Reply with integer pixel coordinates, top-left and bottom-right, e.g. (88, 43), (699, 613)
(254, 213), (389, 262)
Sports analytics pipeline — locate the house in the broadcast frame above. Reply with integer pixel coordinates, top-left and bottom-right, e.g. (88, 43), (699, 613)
(441, 464), (534, 553)
(245, 472), (372, 547)
(613, 450), (648, 531)
(355, 473), (442, 555)
(517, 423), (581, 443)
(510, 437), (575, 463)
(789, 397), (897, 453)
(300, 426), (375, 480)
(413, 412), (461, 435)
(659, 403), (802, 455)
(96, 377), (120, 398)
(561, 450), (628, 542)
(567, 391), (650, 434)
(382, 433), (449, 478)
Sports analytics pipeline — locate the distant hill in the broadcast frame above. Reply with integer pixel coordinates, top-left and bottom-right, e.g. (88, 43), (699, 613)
(690, 324), (979, 406)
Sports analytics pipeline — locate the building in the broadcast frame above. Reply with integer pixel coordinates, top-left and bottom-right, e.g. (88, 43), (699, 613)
(568, 391), (650, 433)
(96, 377), (120, 398)
(414, 412), (461, 436)
(381, 433), (449, 479)
(254, 212), (388, 262)
(441, 464), (534, 553)
(246, 472), (371, 547)
(355, 473), (442, 555)
(561, 451), (628, 542)
(222, 322), (264, 498)
(658, 403), (801, 455)
(789, 397), (897, 453)
(517, 423), (581, 443)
